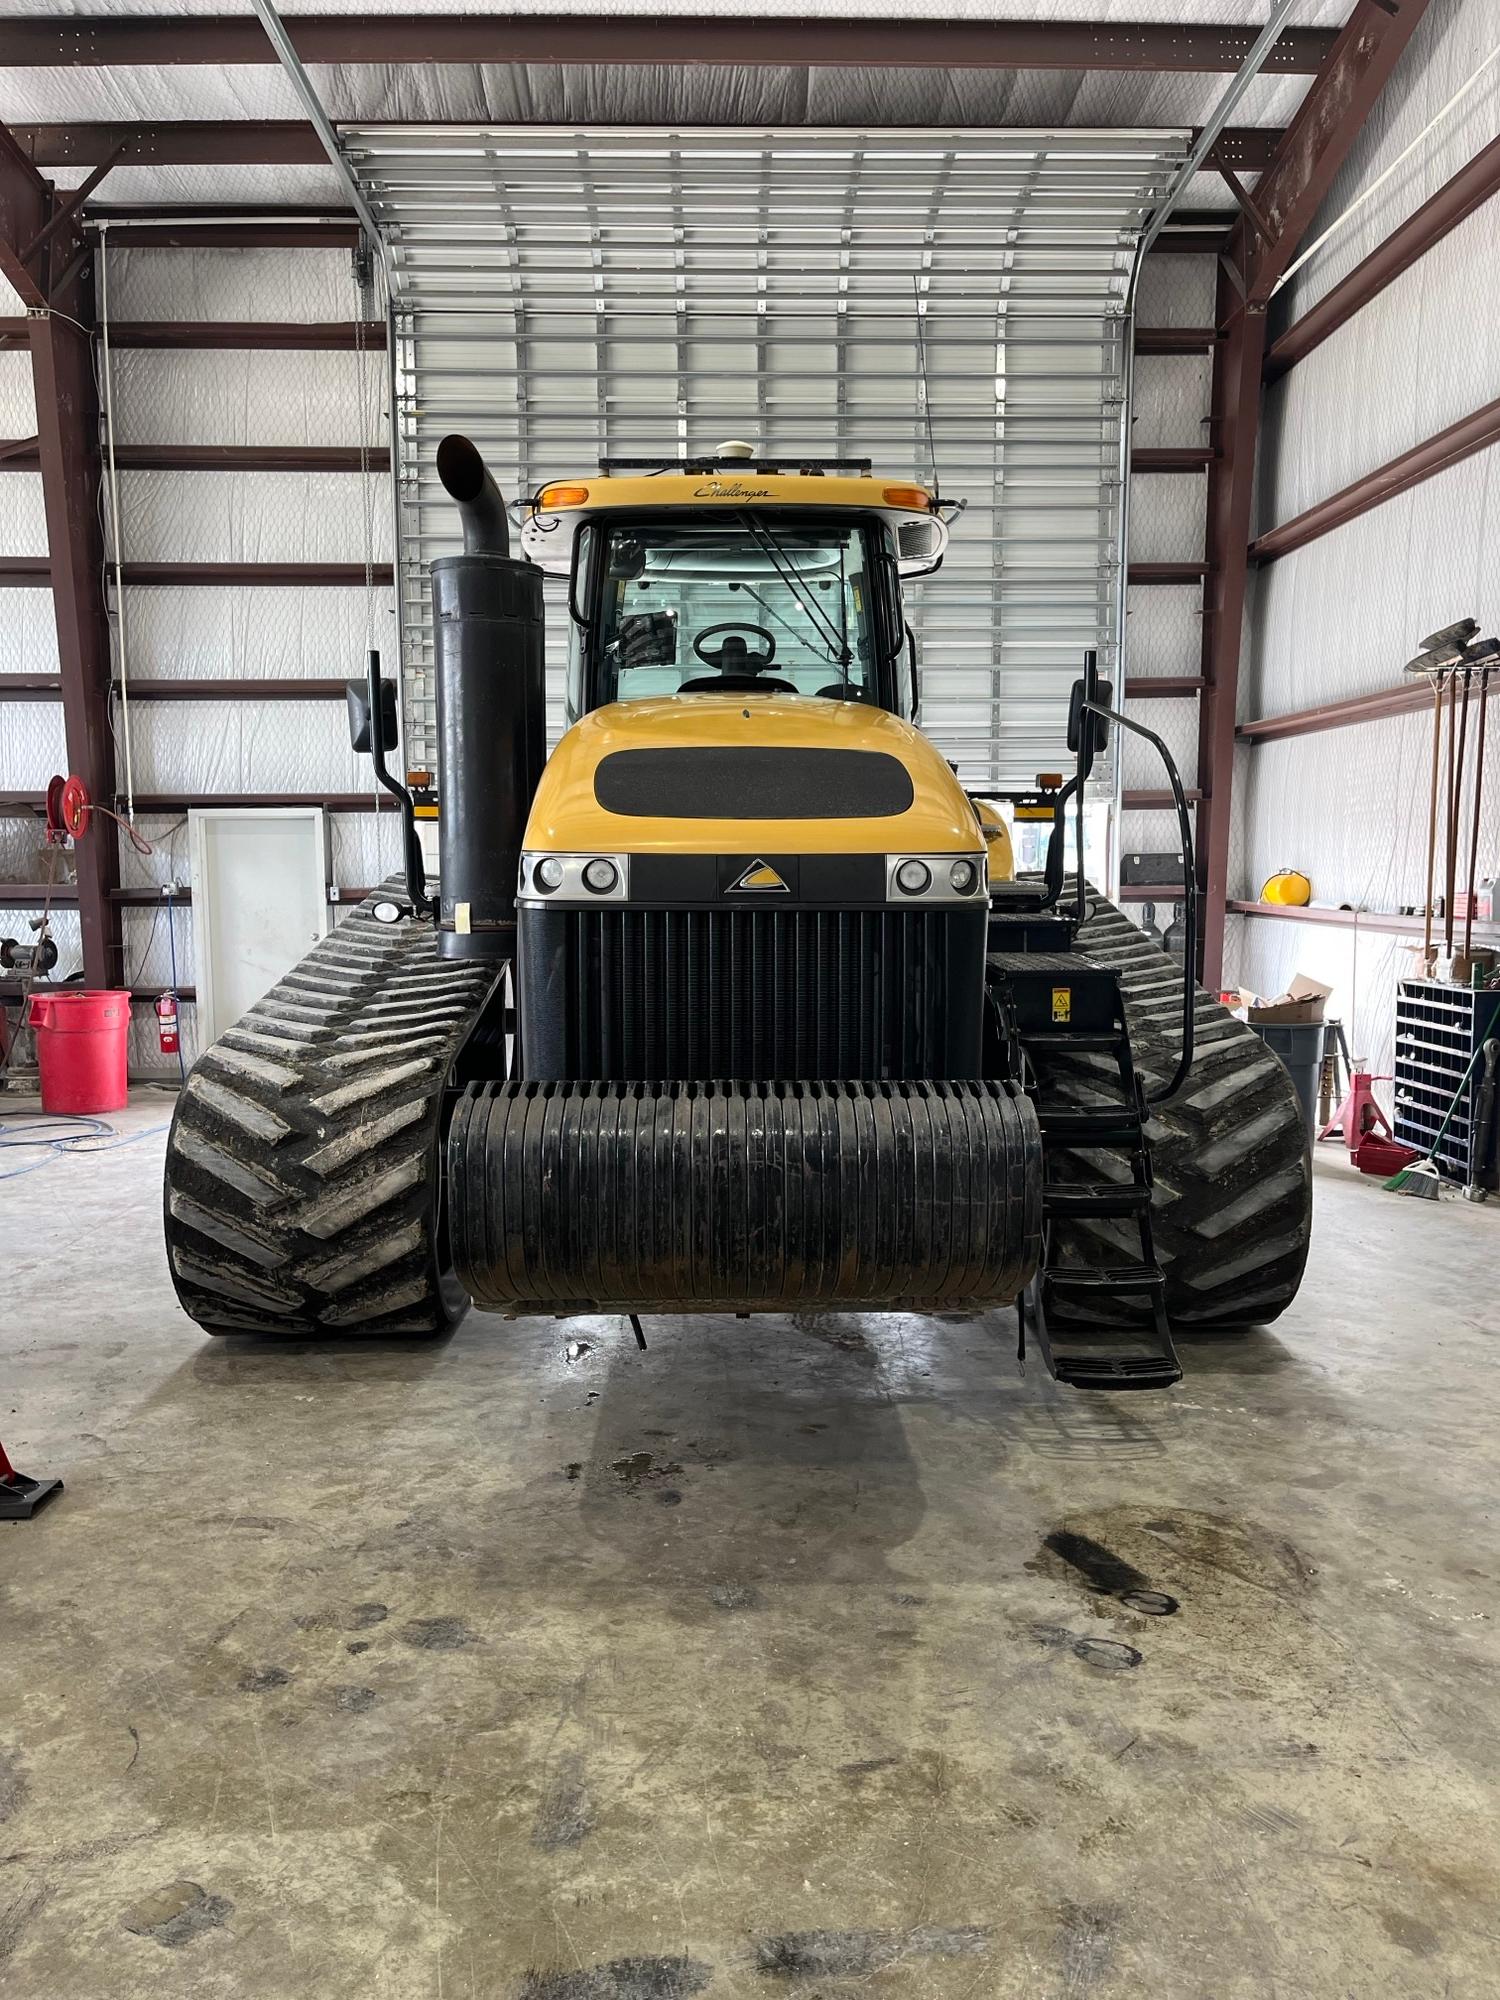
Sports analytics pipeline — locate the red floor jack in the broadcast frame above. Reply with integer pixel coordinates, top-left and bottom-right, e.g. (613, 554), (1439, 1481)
(0, 1436), (62, 1520)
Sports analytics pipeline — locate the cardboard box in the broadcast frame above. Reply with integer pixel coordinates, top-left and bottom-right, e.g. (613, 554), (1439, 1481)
(1239, 973), (1332, 1026)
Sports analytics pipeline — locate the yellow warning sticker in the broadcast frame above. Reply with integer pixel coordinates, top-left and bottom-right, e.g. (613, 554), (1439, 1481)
(1051, 987), (1071, 1023)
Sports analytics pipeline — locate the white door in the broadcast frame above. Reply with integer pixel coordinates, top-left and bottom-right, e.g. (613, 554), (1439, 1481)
(187, 808), (330, 1046)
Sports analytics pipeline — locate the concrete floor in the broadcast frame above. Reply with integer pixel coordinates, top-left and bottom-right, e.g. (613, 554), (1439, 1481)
(3, 1094), (1500, 2000)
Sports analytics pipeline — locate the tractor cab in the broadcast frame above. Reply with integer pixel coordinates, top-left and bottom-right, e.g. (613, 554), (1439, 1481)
(519, 448), (948, 726)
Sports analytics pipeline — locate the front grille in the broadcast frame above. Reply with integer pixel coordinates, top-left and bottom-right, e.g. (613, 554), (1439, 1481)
(556, 907), (966, 1080)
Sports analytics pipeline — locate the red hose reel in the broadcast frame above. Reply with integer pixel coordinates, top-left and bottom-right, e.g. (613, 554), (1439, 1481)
(44, 772), (151, 855)
(44, 772), (92, 843)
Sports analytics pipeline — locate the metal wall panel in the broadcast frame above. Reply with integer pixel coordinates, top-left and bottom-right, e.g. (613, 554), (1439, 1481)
(344, 124), (1185, 786)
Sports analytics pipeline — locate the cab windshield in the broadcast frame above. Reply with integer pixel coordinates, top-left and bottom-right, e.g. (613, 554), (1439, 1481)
(584, 514), (895, 708)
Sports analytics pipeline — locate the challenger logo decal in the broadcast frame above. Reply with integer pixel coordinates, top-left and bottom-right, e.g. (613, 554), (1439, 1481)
(729, 859), (789, 893)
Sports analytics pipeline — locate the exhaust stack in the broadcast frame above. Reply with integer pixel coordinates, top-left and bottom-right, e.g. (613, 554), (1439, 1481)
(430, 433), (545, 962)
(436, 432), (511, 558)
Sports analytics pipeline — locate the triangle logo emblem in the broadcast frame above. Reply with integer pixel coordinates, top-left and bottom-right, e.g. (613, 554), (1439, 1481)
(730, 859), (789, 893)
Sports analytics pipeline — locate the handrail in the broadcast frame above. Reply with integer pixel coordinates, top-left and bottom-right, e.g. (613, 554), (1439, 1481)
(1051, 648), (1197, 1104)
(1081, 698), (1197, 1103)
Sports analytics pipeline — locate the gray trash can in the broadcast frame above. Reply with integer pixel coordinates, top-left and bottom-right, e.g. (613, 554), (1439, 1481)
(1247, 1021), (1326, 1133)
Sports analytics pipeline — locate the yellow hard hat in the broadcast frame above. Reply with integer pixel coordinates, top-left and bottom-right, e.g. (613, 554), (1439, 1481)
(1260, 868), (1311, 907)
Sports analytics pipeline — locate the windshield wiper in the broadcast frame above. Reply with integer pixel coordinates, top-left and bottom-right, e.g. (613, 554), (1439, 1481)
(737, 512), (850, 666)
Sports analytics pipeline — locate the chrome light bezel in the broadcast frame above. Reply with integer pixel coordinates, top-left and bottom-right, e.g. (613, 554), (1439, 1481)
(518, 852), (632, 904)
(886, 853), (987, 904)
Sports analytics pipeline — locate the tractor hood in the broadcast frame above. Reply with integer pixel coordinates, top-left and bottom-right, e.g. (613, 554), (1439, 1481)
(523, 693), (984, 855)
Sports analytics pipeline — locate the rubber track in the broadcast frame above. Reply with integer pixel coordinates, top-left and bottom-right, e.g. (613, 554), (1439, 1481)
(1014, 887), (1312, 1329)
(164, 884), (497, 1338)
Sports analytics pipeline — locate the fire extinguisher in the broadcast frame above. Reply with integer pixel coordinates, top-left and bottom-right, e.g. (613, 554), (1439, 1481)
(156, 989), (180, 1056)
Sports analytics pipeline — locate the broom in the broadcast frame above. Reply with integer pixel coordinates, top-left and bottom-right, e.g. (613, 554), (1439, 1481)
(1384, 1035), (1493, 1194)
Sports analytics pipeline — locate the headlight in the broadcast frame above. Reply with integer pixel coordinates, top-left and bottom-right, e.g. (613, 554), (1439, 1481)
(949, 858), (978, 894)
(895, 859), (932, 895)
(534, 857), (565, 893)
(582, 857), (619, 894)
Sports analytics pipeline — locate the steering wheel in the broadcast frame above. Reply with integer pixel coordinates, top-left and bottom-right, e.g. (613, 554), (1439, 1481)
(692, 623), (776, 671)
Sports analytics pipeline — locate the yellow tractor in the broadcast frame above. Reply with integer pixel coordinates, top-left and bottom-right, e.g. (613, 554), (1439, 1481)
(163, 440), (1311, 1388)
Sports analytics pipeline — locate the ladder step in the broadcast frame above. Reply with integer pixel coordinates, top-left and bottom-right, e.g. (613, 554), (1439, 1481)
(1043, 1182), (1152, 1218)
(1027, 1031), (1122, 1053)
(1045, 1262), (1164, 1292)
(1038, 1108), (1142, 1146)
(1051, 1352), (1183, 1392)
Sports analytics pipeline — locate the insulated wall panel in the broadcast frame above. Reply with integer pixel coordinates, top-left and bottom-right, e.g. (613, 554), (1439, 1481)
(0, 704), (66, 790)
(0, 474), (47, 557)
(1125, 584), (1202, 680)
(121, 582), (397, 680)
(117, 469), (392, 565)
(1260, 194), (1500, 530)
(111, 349), (387, 451)
(0, 590), (59, 678)
(1277, 0), (1499, 325)
(1131, 353), (1213, 448)
(1249, 446), (1500, 717)
(1127, 470), (1206, 564)
(125, 700), (377, 795)
(104, 246), (367, 324)
(0, 352), (37, 435)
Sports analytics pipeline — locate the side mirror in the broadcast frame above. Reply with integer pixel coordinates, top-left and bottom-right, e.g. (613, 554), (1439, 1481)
(1066, 675), (1113, 763)
(906, 624), (920, 723)
(346, 674), (398, 755)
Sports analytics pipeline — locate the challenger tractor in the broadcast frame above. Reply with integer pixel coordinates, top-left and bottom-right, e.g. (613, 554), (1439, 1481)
(163, 438), (1311, 1388)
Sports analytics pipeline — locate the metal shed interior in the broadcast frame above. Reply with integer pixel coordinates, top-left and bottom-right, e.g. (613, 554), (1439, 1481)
(7, 8), (1500, 2000)
(0, 0), (1496, 1077)
(8, 0), (1472, 1096)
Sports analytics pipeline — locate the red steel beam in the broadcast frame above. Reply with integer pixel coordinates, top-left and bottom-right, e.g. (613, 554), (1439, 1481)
(1124, 676), (1207, 697)
(1124, 789), (1203, 809)
(1128, 562), (1211, 584)
(111, 678), (355, 701)
(0, 674), (63, 700)
(1196, 266), (1268, 991)
(81, 220), (361, 249)
(1236, 678), (1435, 744)
(1239, 0), (1437, 311)
(1265, 133), (1500, 380)
(1251, 396), (1500, 564)
(31, 296), (125, 988)
(0, 18), (1338, 71)
(114, 561), (395, 586)
(124, 792), (400, 813)
(117, 444), (389, 473)
(17, 120), (1287, 168)
(0, 130), (123, 987)
(1131, 447), (1215, 472)
(107, 319), (386, 350)
(0, 557), (52, 584)
(1135, 327), (1217, 356)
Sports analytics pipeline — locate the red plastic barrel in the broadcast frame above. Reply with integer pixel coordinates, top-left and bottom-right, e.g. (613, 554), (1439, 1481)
(26, 989), (129, 1115)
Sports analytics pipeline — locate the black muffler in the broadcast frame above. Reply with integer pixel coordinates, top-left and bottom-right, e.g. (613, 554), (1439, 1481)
(431, 433), (546, 962)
